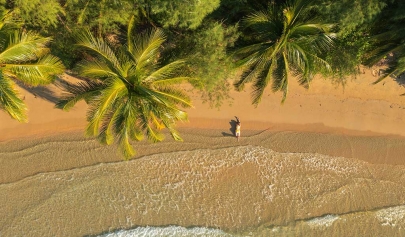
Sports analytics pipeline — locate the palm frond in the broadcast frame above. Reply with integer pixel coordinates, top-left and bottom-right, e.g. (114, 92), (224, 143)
(113, 102), (140, 159)
(244, 11), (271, 26)
(146, 60), (186, 82)
(152, 87), (193, 108)
(251, 62), (273, 106)
(75, 59), (120, 80)
(291, 0), (315, 24)
(287, 43), (312, 88)
(270, 55), (288, 101)
(86, 79), (127, 136)
(290, 23), (334, 38)
(0, 73), (27, 122)
(127, 15), (136, 53)
(0, 10), (18, 32)
(305, 51), (331, 73)
(132, 29), (166, 71)
(364, 43), (403, 67)
(98, 104), (120, 145)
(373, 57), (405, 84)
(0, 31), (51, 63)
(155, 103), (188, 122)
(138, 104), (165, 143)
(5, 55), (65, 85)
(117, 129), (136, 159)
(162, 120), (183, 141)
(75, 30), (121, 70)
(280, 53), (290, 103)
(234, 62), (263, 91)
(151, 76), (191, 86)
(233, 42), (273, 65)
(56, 80), (104, 111)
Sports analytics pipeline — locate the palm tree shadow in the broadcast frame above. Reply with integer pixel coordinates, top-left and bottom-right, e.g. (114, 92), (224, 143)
(14, 76), (68, 104)
(394, 74), (405, 87)
(221, 119), (237, 137)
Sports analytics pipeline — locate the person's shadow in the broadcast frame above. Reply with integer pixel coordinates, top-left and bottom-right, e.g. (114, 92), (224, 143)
(221, 119), (237, 137)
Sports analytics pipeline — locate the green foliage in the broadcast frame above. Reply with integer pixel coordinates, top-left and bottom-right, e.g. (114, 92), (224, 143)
(149, 0), (221, 29)
(320, 34), (370, 86)
(57, 26), (192, 159)
(316, 0), (388, 36)
(0, 11), (65, 122)
(233, 0), (335, 105)
(13, 0), (64, 32)
(63, 0), (136, 34)
(175, 21), (238, 107)
(363, 0), (405, 84)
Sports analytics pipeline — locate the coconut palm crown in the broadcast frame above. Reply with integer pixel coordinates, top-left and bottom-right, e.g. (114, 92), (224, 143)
(233, 0), (335, 105)
(0, 11), (65, 122)
(56, 23), (193, 159)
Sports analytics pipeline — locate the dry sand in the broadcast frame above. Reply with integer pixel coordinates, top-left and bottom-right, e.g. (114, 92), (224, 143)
(1, 67), (405, 159)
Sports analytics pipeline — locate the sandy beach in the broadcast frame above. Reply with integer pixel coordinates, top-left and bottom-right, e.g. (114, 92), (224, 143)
(1, 68), (405, 236)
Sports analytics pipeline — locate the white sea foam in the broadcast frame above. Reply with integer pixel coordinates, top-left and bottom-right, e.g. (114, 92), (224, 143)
(306, 215), (339, 228)
(98, 226), (235, 237)
(376, 205), (405, 227)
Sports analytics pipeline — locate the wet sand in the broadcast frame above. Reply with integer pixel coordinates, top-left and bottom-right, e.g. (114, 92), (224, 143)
(1, 141), (405, 236)
(1, 68), (405, 236)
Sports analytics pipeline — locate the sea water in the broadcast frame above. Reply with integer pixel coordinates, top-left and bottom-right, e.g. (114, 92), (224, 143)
(1, 139), (405, 237)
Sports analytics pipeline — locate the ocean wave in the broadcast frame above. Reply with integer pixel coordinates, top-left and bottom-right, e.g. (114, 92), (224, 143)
(2, 145), (405, 237)
(376, 205), (405, 227)
(98, 226), (235, 237)
(305, 214), (339, 228)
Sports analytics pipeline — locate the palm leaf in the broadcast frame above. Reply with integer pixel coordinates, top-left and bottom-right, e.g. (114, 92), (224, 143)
(151, 76), (191, 86)
(56, 80), (104, 111)
(146, 60), (186, 82)
(75, 30), (121, 70)
(5, 55), (65, 85)
(75, 59), (120, 80)
(117, 128), (136, 159)
(132, 29), (166, 71)
(86, 79), (127, 136)
(138, 104), (165, 143)
(234, 62), (263, 91)
(251, 61), (273, 106)
(0, 10), (18, 32)
(127, 15), (136, 53)
(162, 120), (183, 141)
(98, 105), (121, 145)
(0, 31), (50, 63)
(0, 73), (27, 122)
(152, 87), (193, 108)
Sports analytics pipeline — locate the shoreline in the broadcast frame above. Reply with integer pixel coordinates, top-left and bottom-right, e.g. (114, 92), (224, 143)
(2, 124), (405, 185)
(2, 71), (405, 236)
(0, 70), (404, 179)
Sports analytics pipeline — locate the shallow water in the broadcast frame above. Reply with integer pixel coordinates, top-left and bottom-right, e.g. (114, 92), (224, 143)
(1, 141), (405, 237)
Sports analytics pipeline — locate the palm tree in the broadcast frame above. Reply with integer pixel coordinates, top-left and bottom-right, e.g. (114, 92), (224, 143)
(0, 11), (65, 122)
(364, 1), (405, 91)
(56, 19), (193, 159)
(233, 0), (335, 105)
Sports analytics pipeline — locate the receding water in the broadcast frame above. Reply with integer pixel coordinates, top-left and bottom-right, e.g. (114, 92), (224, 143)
(1, 139), (405, 236)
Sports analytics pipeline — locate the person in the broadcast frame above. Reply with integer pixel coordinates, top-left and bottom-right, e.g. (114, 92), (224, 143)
(235, 116), (241, 141)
